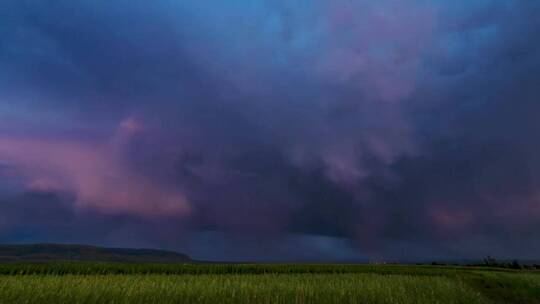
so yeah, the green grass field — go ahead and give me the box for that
[0,263,538,303]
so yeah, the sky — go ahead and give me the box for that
[0,0,539,262]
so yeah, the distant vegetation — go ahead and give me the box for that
[430,256,540,270]
[478,256,534,270]
[0,244,191,263]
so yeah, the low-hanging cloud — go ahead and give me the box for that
[0,118,190,218]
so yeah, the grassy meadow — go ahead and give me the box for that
[0,263,538,303]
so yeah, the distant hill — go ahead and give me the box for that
[0,244,192,263]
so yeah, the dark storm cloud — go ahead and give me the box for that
[1,0,540,260]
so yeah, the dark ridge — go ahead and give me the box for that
[0,244,192,263]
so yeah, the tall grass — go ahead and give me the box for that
[0,274,488,304]
[0,264,538,303]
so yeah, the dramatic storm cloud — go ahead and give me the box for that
[1,0,539,261]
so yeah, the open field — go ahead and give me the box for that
[0,263,538,304]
